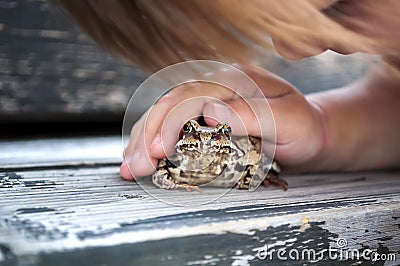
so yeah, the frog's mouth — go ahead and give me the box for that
[176,140,231,154]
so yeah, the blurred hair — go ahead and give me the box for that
[54,0,397,73]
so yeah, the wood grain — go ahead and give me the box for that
[0,159,398,264]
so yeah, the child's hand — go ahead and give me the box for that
[120,65,327,180]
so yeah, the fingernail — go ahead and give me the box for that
[120,160,135,180]
[212,102,231,122]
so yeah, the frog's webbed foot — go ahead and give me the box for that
[152,169,202,192]
[263,171,288,191]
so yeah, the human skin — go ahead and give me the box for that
[120,0,400,180]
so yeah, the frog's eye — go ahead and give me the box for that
[182,122,193,133]
[221,125,232,135]
[216,122,231,135]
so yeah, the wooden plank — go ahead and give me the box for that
[0,136,122,168]
[0,164,399,264]
[0,0,145,122]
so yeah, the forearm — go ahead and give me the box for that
[306,64,400,171]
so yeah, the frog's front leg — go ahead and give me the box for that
[262,171,288,191]
[152,161,202,192]
[247,157,288,191]
[233,158,267,190]
[262,161,288,191]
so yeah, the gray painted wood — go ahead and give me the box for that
[0,159,399,265]
[0,0,145,122]
[0,136,122,168]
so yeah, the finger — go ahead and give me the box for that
[147,88,204,158]
[123,111,147,158]
[203,95,314,162]
[203,97,275,141]
[123,82,231,179]
[126,130,159,178]
[120,160,134,180]
[145,82,234,158]
[126,87,192,174]
[120,112,147,180]
[122,118,159,179]
[233,64,297,98]
[124,81,239,179]
[234,64,318,143]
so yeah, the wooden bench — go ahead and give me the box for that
[0,136,398,265]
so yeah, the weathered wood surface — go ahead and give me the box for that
[0,136,121,168]
[0,138,399,265]
[0,0,144,122]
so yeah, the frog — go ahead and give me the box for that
[152,120,288,192]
